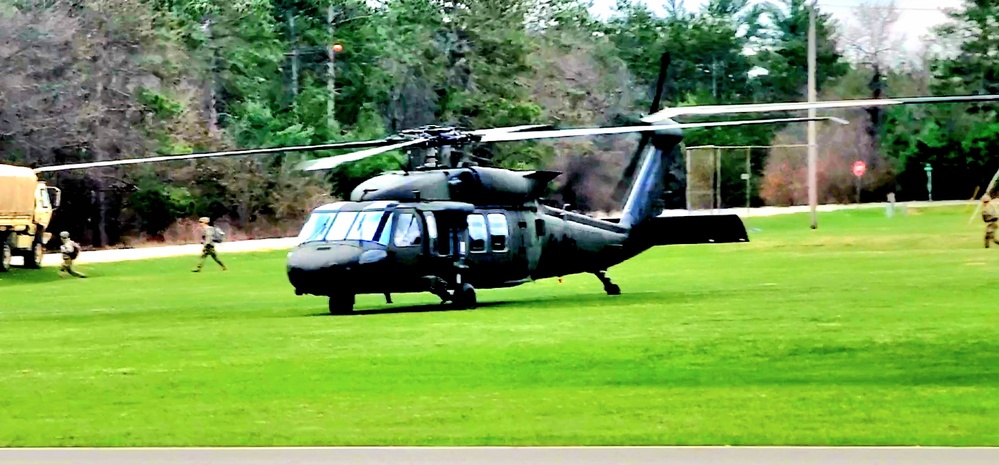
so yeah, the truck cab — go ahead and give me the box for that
[1,164,61,272]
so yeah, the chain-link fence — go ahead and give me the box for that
[684,144,810,212]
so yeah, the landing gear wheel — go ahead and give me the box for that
[328,293,355,315]
[452,283,477,309]
[0,234,12,273]
[24,237,44,269]
[605,284,621,296]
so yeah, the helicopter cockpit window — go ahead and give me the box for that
[467,214,487,253]
[325,211,358,241]
[487,213,509,252]
[393,212,423,247]
[344,211,387,241]
[298,212,336,244]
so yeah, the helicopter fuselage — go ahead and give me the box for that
[286,200,632,297]
[285,198,748,314]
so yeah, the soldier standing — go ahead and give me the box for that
[192,217,227,272]
[58,231,86,278]
[982,195,999,248]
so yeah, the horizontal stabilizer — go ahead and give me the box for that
[522,170,561,183]
[609,215,750,246]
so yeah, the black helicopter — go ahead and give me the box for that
[32,53,999,314]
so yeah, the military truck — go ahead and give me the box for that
[0,164,61,272]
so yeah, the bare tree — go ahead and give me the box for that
[762,106,895,206]
[837,0,907,191]
[839,0,906,70]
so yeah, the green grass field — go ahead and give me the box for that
[2,206,999,446]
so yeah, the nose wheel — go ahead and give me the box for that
[328,293,355,315]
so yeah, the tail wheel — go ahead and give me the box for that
[0,234,12,273]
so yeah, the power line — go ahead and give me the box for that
[818,2,958,12]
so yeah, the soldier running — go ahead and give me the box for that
[982,194,999,248]
[192,217,227,272]
[58,231,86,278]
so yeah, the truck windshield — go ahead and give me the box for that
[297,210,391,245]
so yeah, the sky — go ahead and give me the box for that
[587,0,965,55]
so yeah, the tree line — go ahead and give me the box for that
[1,0,996,247]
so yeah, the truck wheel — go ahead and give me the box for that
[24,237,44,269]
[0,234,11,273]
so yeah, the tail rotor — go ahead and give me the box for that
[616,51,672,197]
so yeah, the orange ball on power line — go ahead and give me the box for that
[332,44,343,53]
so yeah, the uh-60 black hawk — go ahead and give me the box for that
[30,53,999,314]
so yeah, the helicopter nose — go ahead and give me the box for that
[286,244,388,295]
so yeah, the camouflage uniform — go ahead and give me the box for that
[58,231,86,278]
[983,195,999,248]
[192,217,227,272]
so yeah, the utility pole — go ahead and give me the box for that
[289,11,299,97]
[712,59,718,99]
[807,1,818,229]
[203,16,218,133]
[327,3,337,133]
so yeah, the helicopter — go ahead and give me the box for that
[27,52,999,314]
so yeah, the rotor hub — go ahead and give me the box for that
[390,125,481,149]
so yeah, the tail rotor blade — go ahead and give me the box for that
[620,50,671,194]
[297,138,428,171]
[649,51,671,114]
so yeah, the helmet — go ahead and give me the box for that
[199,217,210,224]
[59,231,70,239]
[984,194,992,203]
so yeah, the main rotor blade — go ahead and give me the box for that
[642,94,999,123]
[32,139,393,173]
[297,138,428,171]
[479,117,849,143]
[469,124,554,135]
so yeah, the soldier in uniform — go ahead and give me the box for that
[983,194,999,248]
[58,231,86,278]
[192,217,227,272]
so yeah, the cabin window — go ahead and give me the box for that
[535,218,545,237]
[325,211,358,241]
[487,213,509,252]
[467,214,487,252]
[424,212,451,256]
[344,211,386,241]
[297,212,336,244]
[393,212,423,247]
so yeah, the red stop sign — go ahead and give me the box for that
[852,160,866,177]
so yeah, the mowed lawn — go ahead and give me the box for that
[2,206,999,446]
